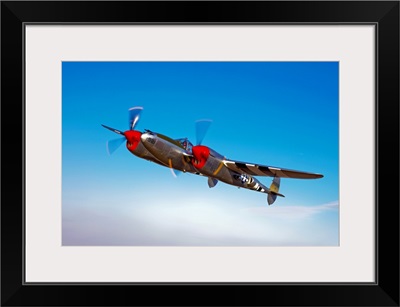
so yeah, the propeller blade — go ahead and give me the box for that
[195,119,212,145]
[129,106,143,130]
[101,124,125,136]
[106,137,126,155]
[169,168,182,178]
[167,158,182,178]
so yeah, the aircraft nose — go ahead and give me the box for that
[124,130,142,151]
[125,130,141,144]
[191,145,210,169]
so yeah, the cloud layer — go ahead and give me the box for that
[63,199,339,246]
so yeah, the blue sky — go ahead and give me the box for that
[62,62,339,246]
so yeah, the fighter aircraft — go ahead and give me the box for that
[103,107,323,205]
[140,120,323,205]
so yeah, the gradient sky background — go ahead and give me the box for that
[62,62,339,246]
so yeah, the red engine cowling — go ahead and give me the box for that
[124,130,142,151]
[191,145,210,169]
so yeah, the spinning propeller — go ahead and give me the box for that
[195,119,212,146]
[101,107,143,155]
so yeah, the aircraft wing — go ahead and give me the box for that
[223,159,323,179]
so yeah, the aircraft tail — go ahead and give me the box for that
[267,177,284,205]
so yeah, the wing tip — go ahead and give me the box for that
[295,173,324,179]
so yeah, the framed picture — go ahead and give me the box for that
[2,1,399,306]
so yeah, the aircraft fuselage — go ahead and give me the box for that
[141,131,199,174]
[192,146,270,193]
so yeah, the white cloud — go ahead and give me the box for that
[245,201,339,220]
[63,198,339,246]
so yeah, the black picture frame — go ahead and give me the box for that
[1,1,399,306]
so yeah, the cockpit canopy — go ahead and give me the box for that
[176,138,193,152]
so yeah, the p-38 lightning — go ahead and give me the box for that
[102,107,323,205]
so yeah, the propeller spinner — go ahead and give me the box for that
[191,119,212,169]
[192,145,210,169]
[101,106,143,155]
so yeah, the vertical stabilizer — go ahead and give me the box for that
[267,177,282,205]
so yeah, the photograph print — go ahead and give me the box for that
[62,61,339,246]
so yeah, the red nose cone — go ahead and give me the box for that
[192,145,210,169]
[124,130,142,151]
